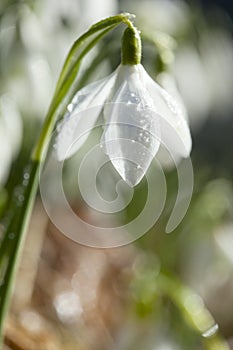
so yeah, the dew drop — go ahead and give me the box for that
[23,165,32,179]
[23,173,30,180]
[23,179,29,186]
[16,192,25,207]
[67,103,74,112]
[18,194,24,202]
[125,91,140,104]
[131,94,140,104]
[73,94,86,105]
[8,232,15,240]
[14,186,22,196]
[202,324,219,338]
[127,13,136,20]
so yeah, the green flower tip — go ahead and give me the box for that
[121,26,142,65]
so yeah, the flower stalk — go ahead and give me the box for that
[0,13,135,347]
[157,273,230,350]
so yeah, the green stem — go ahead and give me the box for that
[55,13,134,95]
[58,41,114,124]
[0,13,135,347]
[32,13,135,162]
[0,161,39,346]
[158,273,230,350]
[32,25,116,162]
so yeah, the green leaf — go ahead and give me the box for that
[0,13,135,346]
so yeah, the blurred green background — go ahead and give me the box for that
[0,0,233,349]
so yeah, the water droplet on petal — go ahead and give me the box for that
[123,91,141,105]
[72,93,86,105]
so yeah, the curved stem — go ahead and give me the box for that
[32,13,135,162]
[0,13,135,347]
[32,25,117,162]
[158,273,230,350]
[55,13,134,94]
[0,161,39,346]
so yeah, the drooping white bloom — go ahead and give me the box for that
[55,64,191,186]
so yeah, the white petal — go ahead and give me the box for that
[141,65,192,159]
[156,72,188,121]
[55,70,117,161]
[101,65,160,187]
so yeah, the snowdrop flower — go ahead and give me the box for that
[56,26,191,187]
